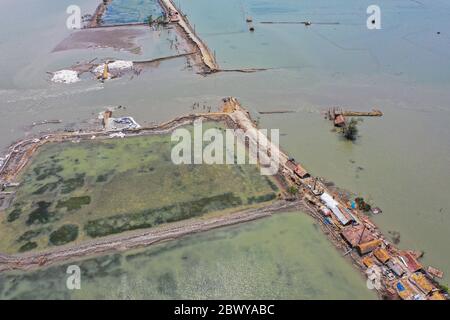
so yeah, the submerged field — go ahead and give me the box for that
[102,0,163,25]
[0,123,279,253]
[0,212,376,299]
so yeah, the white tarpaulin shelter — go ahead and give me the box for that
[320,192,354,225]
[320,192,339,209]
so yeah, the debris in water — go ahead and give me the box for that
[51,70,80,84]
[31,120,62,127]
[371,207,382,215]
[388,230,401,244]
[427,266,444,279]
[93,60,134,77]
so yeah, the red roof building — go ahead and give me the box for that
[402,252,423,273]
[334,115,346,127]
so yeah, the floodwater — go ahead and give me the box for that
[0,212,376,299]
[1,129,278,253]
[0,0,449,297]
[102,0,163,25]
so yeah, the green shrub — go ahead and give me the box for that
[19,241,38,252]
[49,224,79,246]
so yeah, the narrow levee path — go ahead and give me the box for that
[158,0,219,72]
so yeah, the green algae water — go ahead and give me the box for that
[0,212,376,299]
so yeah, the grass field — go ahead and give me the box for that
[0,123,279,253]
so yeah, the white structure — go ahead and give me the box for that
[320,192,354,225]
[320,192,339,209]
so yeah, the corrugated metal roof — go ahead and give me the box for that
[357,239,382,255]
[403,252,423,273]
[341,206,359,223]
[294,165,309,178]
[396,280,414,300]
[320,192,339,209]
[374,248,391,263]
[341,225,375,247]
[285,160,296,171]
[331,206,351,225]
[430,292,446,300]
[386,261,404,277]
[410,273,433,294]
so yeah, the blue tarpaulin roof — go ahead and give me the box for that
[396,282,405,292]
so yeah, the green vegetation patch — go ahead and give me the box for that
[49,224,79,246]
[17,229,44,243]
[33,181,59,195]
[56,196,91,211]
[61,174,85,194]
[26,201,57,226]
[0,123,279,253]
[247,193,277,204]
[18,241,38,253]
[85,192,243,238]
[34,163,63,181]
[7,208,22,222]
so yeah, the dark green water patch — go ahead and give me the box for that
[49,224,79,246]
[33,163,63,179]
[157,272,178,297]
[61,174,85,194]
[18,241,38,253]
[265,177,279,192]
[56,196,91,211]
[26,201,56,225]
[80,254,123,279]
[17,229,44,243]
[32,181,59,195]
[96,170,114,183]
[7,208,22,222]
[84,192,243,238]
[247,193,276,205]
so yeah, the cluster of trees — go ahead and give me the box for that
[355,197,371,212]
[146,14,166,27]
[342,118,361,141]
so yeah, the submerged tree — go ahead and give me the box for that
[146,15,153,26]
[342,118,360,141]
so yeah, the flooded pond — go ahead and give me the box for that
[102,0,164,26]
[0,212,376,299]
[0,123,279,253]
